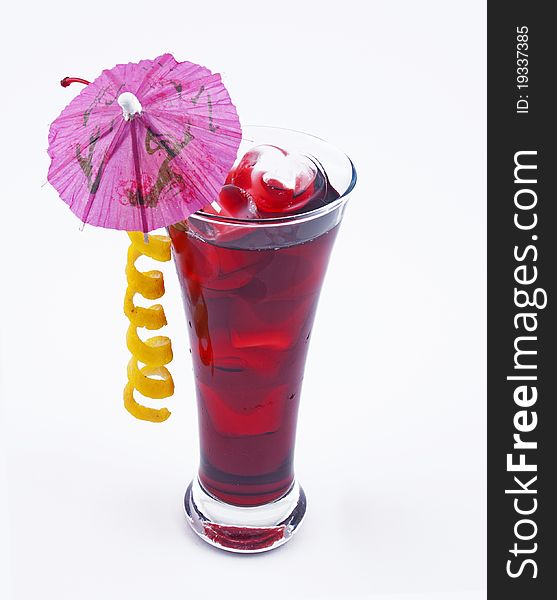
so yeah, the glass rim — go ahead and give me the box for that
[189,125,357,227]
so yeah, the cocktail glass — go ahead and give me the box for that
[169,126,356,553]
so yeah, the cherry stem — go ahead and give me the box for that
[60,77,90,88]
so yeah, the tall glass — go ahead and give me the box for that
[169,127,356,553]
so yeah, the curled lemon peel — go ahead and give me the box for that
[124,231,174,423]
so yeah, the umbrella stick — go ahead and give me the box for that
[130,118,148,236]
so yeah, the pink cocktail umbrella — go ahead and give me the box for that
[48,53,241,232]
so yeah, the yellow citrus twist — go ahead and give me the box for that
[123,231,174,422]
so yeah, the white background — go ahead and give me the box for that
[0,1,486,598]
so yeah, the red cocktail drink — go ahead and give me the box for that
[174,127,356,552]
[170,219,340,506]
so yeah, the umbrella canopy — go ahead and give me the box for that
[47,53,241,232]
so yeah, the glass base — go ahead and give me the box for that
[184,478,307,553]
